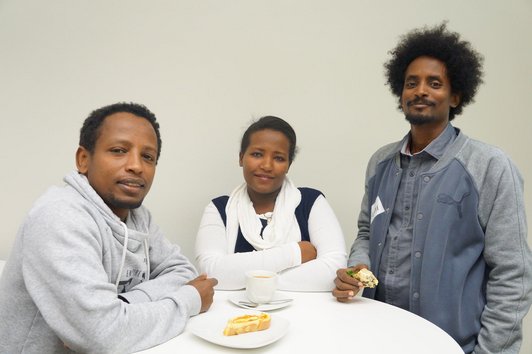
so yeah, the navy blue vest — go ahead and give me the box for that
[212,187,323,253]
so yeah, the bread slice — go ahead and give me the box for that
[223,312,271,336]
[347,268,378,288]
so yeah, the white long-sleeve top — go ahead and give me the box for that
[195,194,347,291]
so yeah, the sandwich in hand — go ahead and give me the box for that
[346,268,378,288]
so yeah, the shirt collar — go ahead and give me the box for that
[400,123,457,159]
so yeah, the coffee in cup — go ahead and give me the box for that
[245,270,278,304]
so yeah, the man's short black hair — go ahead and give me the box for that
[79,102,162,161]
[384,23,484,120]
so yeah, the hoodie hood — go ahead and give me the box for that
[64,170,152,289]
[64,171,148,251]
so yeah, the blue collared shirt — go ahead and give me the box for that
[375,123,457,310]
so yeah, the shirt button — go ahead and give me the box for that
[415,251,422,258]
[405,206,410,211]
[409,171,415,177]
[413,292,420,299]
[378,242,382,247]
[417,213,423,220]
[423,176,431,182]
[389,270,394,274]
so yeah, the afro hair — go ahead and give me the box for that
[384,23,484,120]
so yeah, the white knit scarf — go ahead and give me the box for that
[225,177,302,251]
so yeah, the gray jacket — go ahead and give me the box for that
[0,171,201,353]
[349,129,532,354]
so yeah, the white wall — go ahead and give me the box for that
[1,0,531,352]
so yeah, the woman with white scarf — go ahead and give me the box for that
[195,116,347,291]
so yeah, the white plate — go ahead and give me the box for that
[188,310,290,349]
[229,292,293,311]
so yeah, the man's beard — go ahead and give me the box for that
[405,114,438,126]
[107,195,144,211]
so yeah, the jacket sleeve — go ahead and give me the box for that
[195,202,301,290]
[277,195,347,291]
[473,155,532,354]
[120,210,199,304]
[347,154,376,268]
[21,204,201,354]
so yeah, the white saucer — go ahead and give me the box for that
[229,292,293,311]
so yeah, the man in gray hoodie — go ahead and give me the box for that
[0,102,218,353]
[332,24,532,354]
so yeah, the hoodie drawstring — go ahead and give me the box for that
[115,222,129,290]
[115,222,151,290]
[143,238,150,281]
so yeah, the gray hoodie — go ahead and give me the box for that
[0,171,201,353]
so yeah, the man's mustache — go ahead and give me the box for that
[407,98,435,106]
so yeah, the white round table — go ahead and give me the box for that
[137,290,463,354]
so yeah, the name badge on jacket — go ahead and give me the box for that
[371,196,385,224]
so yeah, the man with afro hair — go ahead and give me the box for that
[333,23,532,354]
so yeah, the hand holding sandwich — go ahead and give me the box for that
[332,264,369,302]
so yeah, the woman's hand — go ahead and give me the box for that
[298,241,317,263]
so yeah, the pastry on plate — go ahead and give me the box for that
[223,312,271,336]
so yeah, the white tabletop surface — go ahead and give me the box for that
[137,290,463,354]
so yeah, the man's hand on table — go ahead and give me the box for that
[188,273,218,313]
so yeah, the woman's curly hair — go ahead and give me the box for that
[384,23,484,120]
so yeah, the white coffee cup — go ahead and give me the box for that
[245,270,278,304]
